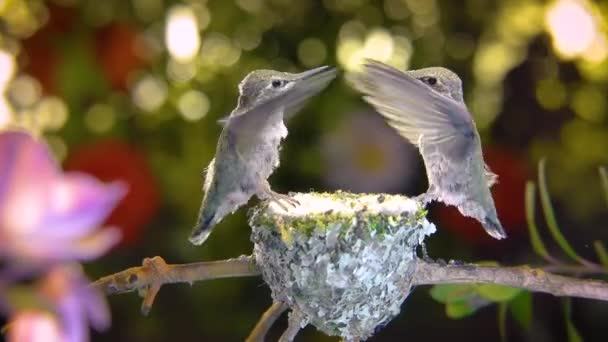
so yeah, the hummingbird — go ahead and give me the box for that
[350,60,506,240]
[189,66,337,245]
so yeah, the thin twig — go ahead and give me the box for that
[246,301,288,342]
[278,310,305,342]
[414,260,608,301]
[92,255,260,315]
[541,264,608,276]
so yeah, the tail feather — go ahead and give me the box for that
[189,212,216,246]
[482,215,507,240]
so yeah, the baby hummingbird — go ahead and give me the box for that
[190,66,337,245]
[351,60,506,240]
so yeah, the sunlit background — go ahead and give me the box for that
[1,0,608,341]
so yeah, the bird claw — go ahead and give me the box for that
[139,256,171,316]
[414,193,433,205]
[266,192,299,211]
[419,242,433,263]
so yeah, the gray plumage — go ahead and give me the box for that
[190,66,337,245]
[351,60,506,240]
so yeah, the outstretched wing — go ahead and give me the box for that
[225,66,337,153]
[352,60,477,160]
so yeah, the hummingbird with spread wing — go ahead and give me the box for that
[351,60,506,240]
[190,66,337,246]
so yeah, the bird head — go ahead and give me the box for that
[405,67,464,103]
[235,66,335,112]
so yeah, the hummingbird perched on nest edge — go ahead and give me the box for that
[190,66,337,246]
[351,60,506,240]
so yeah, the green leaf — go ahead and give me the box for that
[600,167,608,208]
[430,284,477,304]
[431,284,492,319]
[566,318,583,342]
[446,300,478,319]
[509,291,533,330]
[498,303,508,342]
[593,240,608,267]
[476,284,522,302]
[563,299,583,342]
[538,159,583,263]
[525,181,553,261]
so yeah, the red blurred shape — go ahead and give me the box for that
[434,147,530,246]
[65,140,160,247]
[21,4,76,94]
[94,23,146,90]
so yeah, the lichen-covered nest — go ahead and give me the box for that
[249,191,435,341]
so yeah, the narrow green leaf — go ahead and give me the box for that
[509,291,533,331]
[563,299,583,342]
[476,284,522,302]
[593,241,608,267]
[599,167,608,208]
[538,159,583,263]
[567,320,584,342]
[498,303,508,342]
[525,182,553,261]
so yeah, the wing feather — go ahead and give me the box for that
[352,60,477,159]
[225,67,336,153]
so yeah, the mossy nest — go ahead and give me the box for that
[249,191,436,341]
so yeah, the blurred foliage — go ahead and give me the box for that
[1,0,608,341]
[431,162,608,340]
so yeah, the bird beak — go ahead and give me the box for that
[294,65,337,82]
[290,66,337,96]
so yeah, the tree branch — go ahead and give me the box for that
[91,255,260,315]
[278,310,305,342]
[541,264,608,276]
[91,254,608,325]
[246,301,288,342]
[414,260,608,301]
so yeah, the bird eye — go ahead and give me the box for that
[422,77,437,86]
[271,80,283,88]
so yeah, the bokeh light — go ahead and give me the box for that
[131,74,168,112]
[177,90,210,122]
[85,103,116,134]
[199,32,241,67]
[536,79,567,111]
[571,85,606,123]
[8,74,42,109]
[545,0,607,62]
[165,5,200,62]
[2,0,608,340]
[35,96,68,131]
[0,50,16,87]
[167,58,197,84]
[337,23,411,71]
[0,50,16,128]
[298,38,328,67]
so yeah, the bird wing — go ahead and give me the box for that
[224,67,336,154]
[353,60,478,161]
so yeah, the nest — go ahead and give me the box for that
[249,191,435,341]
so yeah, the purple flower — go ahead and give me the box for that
[0,130,126,266]
[7,265,111,342]
[321,111,421,193]
[7,311,62,342]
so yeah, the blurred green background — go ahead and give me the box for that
[1,0,608,341]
